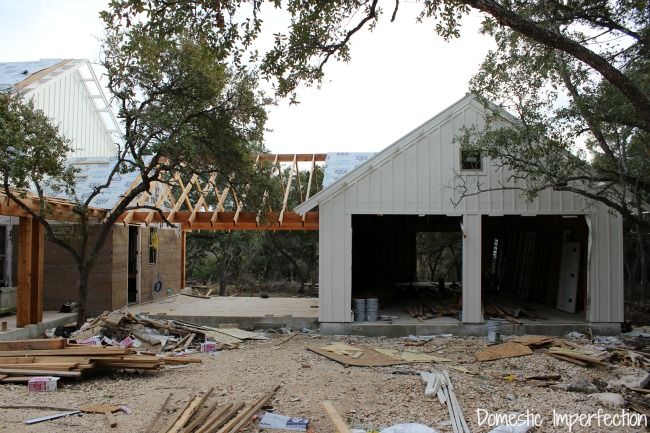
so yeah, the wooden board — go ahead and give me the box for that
[475,343,533,362]
[510,336,554,347]
[308,345,408,367]
[0,338,66,351]
[322,401,351,433]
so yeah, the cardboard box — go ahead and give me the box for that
[200,342,218,353]
[28,376,60,391]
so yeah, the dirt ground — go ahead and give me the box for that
[1,333,649,433]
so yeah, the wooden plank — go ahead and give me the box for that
[546,352,588,367]
[0,357,36,364]
[216,386,280,433]
[0,368,81,377]
[180,400,221,433]
[0,347,131,357]
[322,401,351,433]
[158,394,199,433]
[194,402,241,433]
[0,338,66,351]
[167,387,213,433]
[17,217,33,328]
[475,343,533,362]
[0,363,78,370]
[166,395,203,433]
[144,392,173,433]
[30,217,44,324]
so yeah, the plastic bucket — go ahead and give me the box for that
[487,319,503,343]
[366,298,379,322]
[353,299,366,322]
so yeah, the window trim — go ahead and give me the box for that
[459,149,486,174]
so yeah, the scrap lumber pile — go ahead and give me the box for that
[482,295,544,323]
[68,308,265,355]
[475,336,609,367]
[545,339,607,367]
[146,386,280,433]
[402,285,462,321]
[400,287,544,323]
[0,338,164,383]
[420,370,470,433]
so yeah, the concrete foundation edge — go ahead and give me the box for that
[0,314,77,341]
[319,322,621,337]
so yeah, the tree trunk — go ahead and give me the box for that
[76,267,90,328]
[219,231,234,296]
[636,223,648,301]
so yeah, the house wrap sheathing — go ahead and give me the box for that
[295,94,623,326]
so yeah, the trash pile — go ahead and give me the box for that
[62,307,267,356]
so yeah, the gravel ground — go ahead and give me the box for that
[0,333,648,433]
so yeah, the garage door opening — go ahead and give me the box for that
[351,214,463,321]
[482,215,588,322]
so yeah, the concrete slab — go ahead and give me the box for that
[127,295,320,330]
[0,311,77,341]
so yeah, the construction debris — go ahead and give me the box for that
[420,370,470,433]
[61,308,270,355]
[0,337,166,383]
[475,343,533,362]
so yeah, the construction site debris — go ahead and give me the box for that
[322,401,352,433]
[309,344,405,367]
[420,370,469,433]
[475,343,533,362]
[379,423,436,433]
[259,412,310,431]
[0,338,166,383]
[63,308,247,354]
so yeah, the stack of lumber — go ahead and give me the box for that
[146,386,280,433]
[420,370,470,433]
[482,295,544,323]
[399,289,543,323]
[0,338,165,383]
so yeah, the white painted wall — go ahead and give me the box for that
[22,60,119,158]
[307,95,624,324]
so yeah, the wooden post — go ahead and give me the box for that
[180,230,186,290]
[17,217,44,327]
[31,218,44,324]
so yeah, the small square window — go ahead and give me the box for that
[461,150,482,171]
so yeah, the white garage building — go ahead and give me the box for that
[295,94,623,334]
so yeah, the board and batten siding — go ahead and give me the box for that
[314,95,623,324]
[24,61,118,158]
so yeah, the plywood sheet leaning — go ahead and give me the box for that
[475,343,533,362]
[308,344,407,367]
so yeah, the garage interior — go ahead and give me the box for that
[350,214,588,324]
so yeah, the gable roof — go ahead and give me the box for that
[294,93,502,214]
[0,58,67,91]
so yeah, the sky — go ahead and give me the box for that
[0,0,495,155]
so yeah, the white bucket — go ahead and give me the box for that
[487,319,503,343]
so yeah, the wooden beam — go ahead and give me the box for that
[257,154,326,163]
[17,217,41,327]
[29,218,43,324]
[180,231,186,292]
